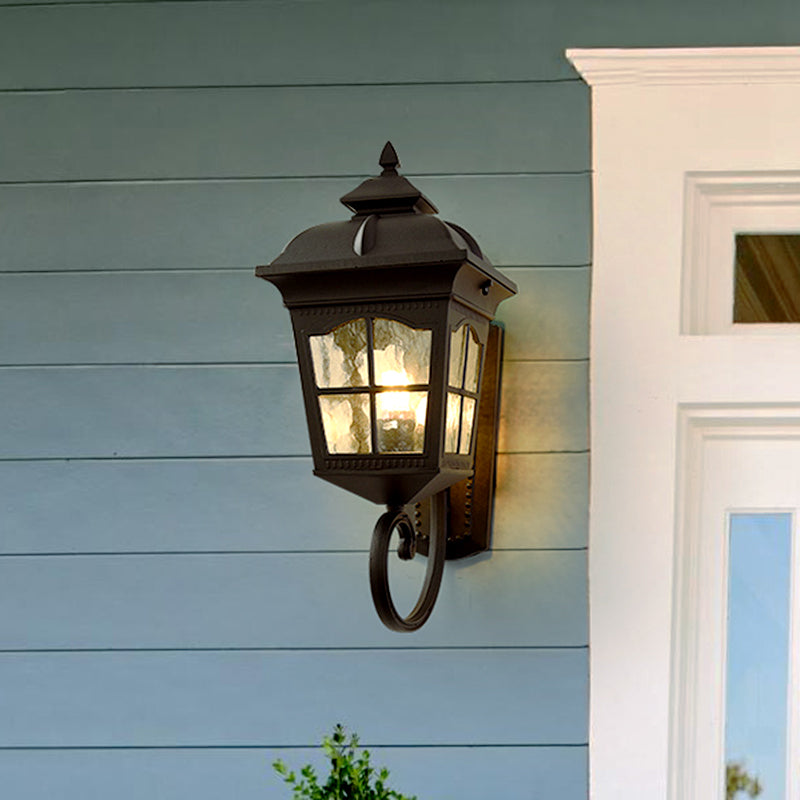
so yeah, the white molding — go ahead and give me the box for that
[672,406,800,800]
[578,45,800,800]
[682,172,800,334]
[567,46,800,86]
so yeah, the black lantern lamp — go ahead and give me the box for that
[256,143,516,631]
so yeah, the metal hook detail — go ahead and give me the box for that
[369,492,447,632]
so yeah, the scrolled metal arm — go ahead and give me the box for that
[369,492,447,632]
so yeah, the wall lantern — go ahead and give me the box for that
[256,143,517,631]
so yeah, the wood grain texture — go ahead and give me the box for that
[0,551,587,649]
[0,746,587,800]
[0,83,589,181]
[0,175,591,271]
[498,361,589,453]
[0,649,587,746]
[1,453,582,554]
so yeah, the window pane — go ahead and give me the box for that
[376,391,427,453]
[734,234,800,323]
[464,330,482,393]
[318,394,371,454]
[449,326,467,387]
[725,512,792,800]
[445,392,462,453]
[373,318,431,386]
[459,396,477,455]
[310,319,368,388]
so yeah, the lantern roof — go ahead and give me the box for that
[257,142,517,302]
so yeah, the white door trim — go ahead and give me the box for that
[566,47,800,800]
[673,405,800,800]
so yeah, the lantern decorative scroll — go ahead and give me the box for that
[256,143,517,631]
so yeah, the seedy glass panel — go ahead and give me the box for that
[373,319,431,386]
[449,326,467,387]
[734,234,800,322]
[445,392,462,453]
[724,512,792,800]
[376,390,427,453]
[459,396,477,455]
[463,329,482,393]
[310,319,368,388]
[318,393,371,454]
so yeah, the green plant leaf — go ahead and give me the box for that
[272,725,417,800]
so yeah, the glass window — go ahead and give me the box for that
[318,394,371,454]
[312,317,432,456]
[445,392,462,453]
[724,512,792,800]
[459,397,477,455]
[449,326,467,387]
[734,234,800,323]
[376,390,427,453]
[463,331,482,393]
[310,318,368,388]
[373,318,431,386]
[445,324,482,454]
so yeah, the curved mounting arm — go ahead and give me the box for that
[369,492,447,632]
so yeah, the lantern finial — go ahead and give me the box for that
[339,141,437,216]
[379,141,399,175]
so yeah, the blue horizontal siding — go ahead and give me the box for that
[495,453,589,548]
[0,746,588,800]
[498,268,590,361]
[0,649,588,746]
[0,551,587,649]
[499,361,589,453]
[0,267,585,366]
[1,452,587,553]
[3,0,800,86]
[0,0,595,792]
[0,365,307,458]
[0,361,585,458]
[0,83,589,181]
[0,175,591,271]
[0,270,295,365]
[0,1,580,86]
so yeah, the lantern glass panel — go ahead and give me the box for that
[373,318,431,386]
[318,394,371,453]
[449,326,467,387]
[459,396,477,455]
[445,392,462,453]
[464,332,482,393]
[376,390,427,453]
[310,319,368,388]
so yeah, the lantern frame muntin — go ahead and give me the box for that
[294,299,453,508]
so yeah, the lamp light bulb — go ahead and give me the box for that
[378,370,411,413]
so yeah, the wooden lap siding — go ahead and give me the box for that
[0,0,596,797]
